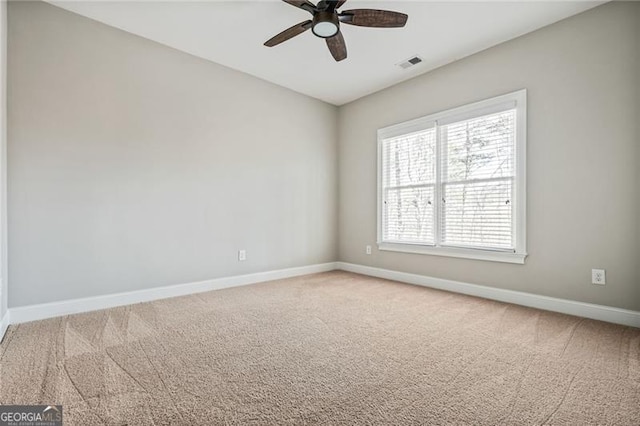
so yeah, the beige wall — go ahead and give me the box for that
[0,0,6,320]
[338,2,640,310]
[8,2,338,307]
[8,2,640,312]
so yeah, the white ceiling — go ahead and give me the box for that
[48,1,604,105]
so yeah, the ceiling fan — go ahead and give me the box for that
[264,0,408,62]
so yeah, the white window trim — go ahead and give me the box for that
[377,90,527,264]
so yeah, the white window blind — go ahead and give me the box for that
[440,109,515,250]
[382,128,436,245]
[378,90,527,264]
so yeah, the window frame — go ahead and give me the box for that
[377,90,527,264]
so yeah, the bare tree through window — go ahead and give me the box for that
[383,129,435,244]
[441,110,515,249]
[382,110,516,250]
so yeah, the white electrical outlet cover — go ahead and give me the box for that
[591,269,605,285]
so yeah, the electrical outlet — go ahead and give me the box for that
[238,250,246,262]
[366,245,372,255]
[591,269,605,285]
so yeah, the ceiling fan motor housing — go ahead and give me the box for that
[312,11,339,38]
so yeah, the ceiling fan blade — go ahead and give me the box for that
[339,9,408,28]
[326,31,347,62]
[282,0,317,14]
[264,20,313,47]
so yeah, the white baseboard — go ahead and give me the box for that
[6,261,639,329]
[336,262,640,328]
[8,262,337,325]
[0,311,9,343]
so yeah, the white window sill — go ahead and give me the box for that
[377,242,527,264]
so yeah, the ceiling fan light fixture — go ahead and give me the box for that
[312,11,339,38]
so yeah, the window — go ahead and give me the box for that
[377,90,527,264]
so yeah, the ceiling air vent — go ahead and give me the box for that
[397,56,423,70]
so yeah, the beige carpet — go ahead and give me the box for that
[0,271,638,425]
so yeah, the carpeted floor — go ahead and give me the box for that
[0,271,638,425]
